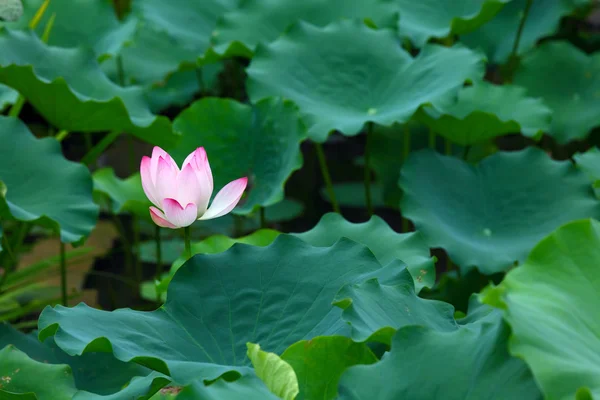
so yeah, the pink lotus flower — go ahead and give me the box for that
[140,146,247,229]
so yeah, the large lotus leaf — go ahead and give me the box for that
[333,271,457,345]
[177,374,279,400]
[293,213,435,292]
[393,0,510,46]
[0,116,98,244]
[0,344,169,400]
[514,41,600,144]
[111,0,237,84]
[173,97,305,214]
[0,83,17,111]
[462,0,588,64]
[0,324,153,396]
[211,0,397,58]
[416,81,551,145]
[247,343,299,400]
[399,148,600,274]
[38,235,402,384]
[483,219,600,399]
[247,20,485,142]
[18,0,137,58]
[0,30,178,147]
[145,63,223,113]
[0,345,77,399]
[93,168,151,221]
[74,372,170,400]
[280,336,377,400]
[574,148,600,190]
[337,302,541,399]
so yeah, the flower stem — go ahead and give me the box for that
[260,207,266,229]
[315,142,340,214]
[510,0,534,60]
[364,122,374,217]
[505,0,534,82]
[55,130,70,142]
[462,145,471,161]
[132,215,141,284]
[81,130,121,167]
[184,226,192,260]
[445,138,452,156]
[155,225,162,279]
[59,241,67,306]
[428,129,436,149]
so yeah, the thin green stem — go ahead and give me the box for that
[183,226,192,260]
[315,142,340,214]
[510,0,534,59]
[445,139,452,156]
[132,215,141,284]
[81,130,121,167]
[55,129,70,142]
[259,207,266,229]
[195,67,205,95]
[59,241,67,306]
[462,145,472,161]
[364,122,374,217]
[111,214,133,277]
[428,129,436,149]
[155,225,162,280]
[8,96,26,118]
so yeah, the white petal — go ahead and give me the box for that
[200,177,248,220]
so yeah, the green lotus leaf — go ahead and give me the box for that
[337,300,541,399]
[393,0,510,46]
[514,41,600,144]
[333,271,457,345]
[170,229,281,272]
[247,343,299,400]
[399,148,600,274]
[416,81,551,145]
[139,229,282,303]
[483,219,600,400]
[247,20,485,142]
[0,345,77,400]
[0,116,98,244]
[145,63,223,113]
[0,30,178,147]
[293,213,435,292]
[38,235,403,384]
[177,374,279,400]
[93,168,151,221]
[462,0,589,64]
[111,0,237,84]
[0,322,154,396]
[0,83,17,111]
[574,148,600,192]
[211,0,397,58]
[172,97,305,214]
[280,336,377,400]
[19,0,137,58]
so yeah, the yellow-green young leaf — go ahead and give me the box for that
[247,343,299,400]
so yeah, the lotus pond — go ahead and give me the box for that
[1,0,600,399]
